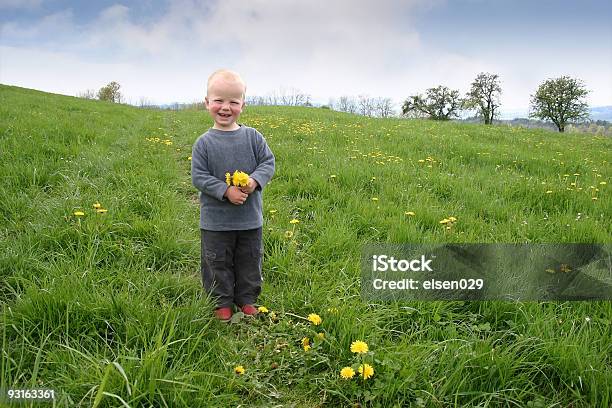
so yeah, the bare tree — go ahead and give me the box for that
[277,87,310,106]
[266,90,279,106]
[138,96,154,108]
[246,95,266,106]
[337,96,355,113]
[374,97,395,118]
[77,89,96,99]
[327,98,336,110]
[358,94,376,116]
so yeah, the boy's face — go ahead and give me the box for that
[205,78,245,130]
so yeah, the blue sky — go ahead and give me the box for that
[1,0,610,116]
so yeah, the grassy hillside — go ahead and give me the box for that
[1,84,610,407]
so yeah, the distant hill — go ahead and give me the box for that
[589,106,612,121]
[499,106,612,121]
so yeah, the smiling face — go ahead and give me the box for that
[205,76,246,131]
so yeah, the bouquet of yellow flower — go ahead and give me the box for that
[225,170,249,187]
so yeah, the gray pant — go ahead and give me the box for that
[200,228,263,308]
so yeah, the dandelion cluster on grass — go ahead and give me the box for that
[340,367,355,379]
[73,202,109,217]
[339,340,374,381]
[358,364,374,380]
[302,337,311,352]
[145,136,173,146]
[93,202,108,214]
[439,216,457,231]
[307,313,322,326]
[350,340,368,354]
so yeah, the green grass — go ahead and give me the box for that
[1,84,610,407]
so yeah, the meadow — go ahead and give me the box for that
[1,84,610,407]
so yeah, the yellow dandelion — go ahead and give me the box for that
[289,219,300,224]
[93,202,102,209]
[439,218,450,224]
[358,364,374,380]
[232,170,249,187]
[234,365,245,375]
[307,313,322,326]
[303,344,311,352]
[600,181,607,185]
[371,197,378,201]
[350,340,369,354]
[95,208,108,214]
[329,174,337,178]
[546,190,553,194]
[405,211,415,216]
[188,156,192,161]
[269,209,277,214]
[225,172,231,186]
[448,216,457,222]
[592,197,598,201]
[258,306,269,314]
[340,367,355,379]
[74,211,85,216]
[302,337,310,347]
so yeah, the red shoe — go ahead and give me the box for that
[241,304,258,316]
[214,307,233,321]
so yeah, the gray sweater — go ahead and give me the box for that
[191,125,275,231]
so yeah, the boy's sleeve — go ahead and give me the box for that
[191,138,228,201]
[250,131,275,191]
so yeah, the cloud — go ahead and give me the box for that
[0,0,42,10]
[1,0,609,109]
[1,9,75,44]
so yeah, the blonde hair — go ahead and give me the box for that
[206,69,247,98]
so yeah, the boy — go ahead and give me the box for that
[191,69,275,321]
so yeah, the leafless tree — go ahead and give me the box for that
[77,89,96,99]
[337,96,357,114]
[374,97,395,118]
[358,94,376,117]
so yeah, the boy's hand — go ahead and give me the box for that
[224,186,248,205]
[239,177,259,194]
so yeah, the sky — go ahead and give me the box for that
[1,0,611,117]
